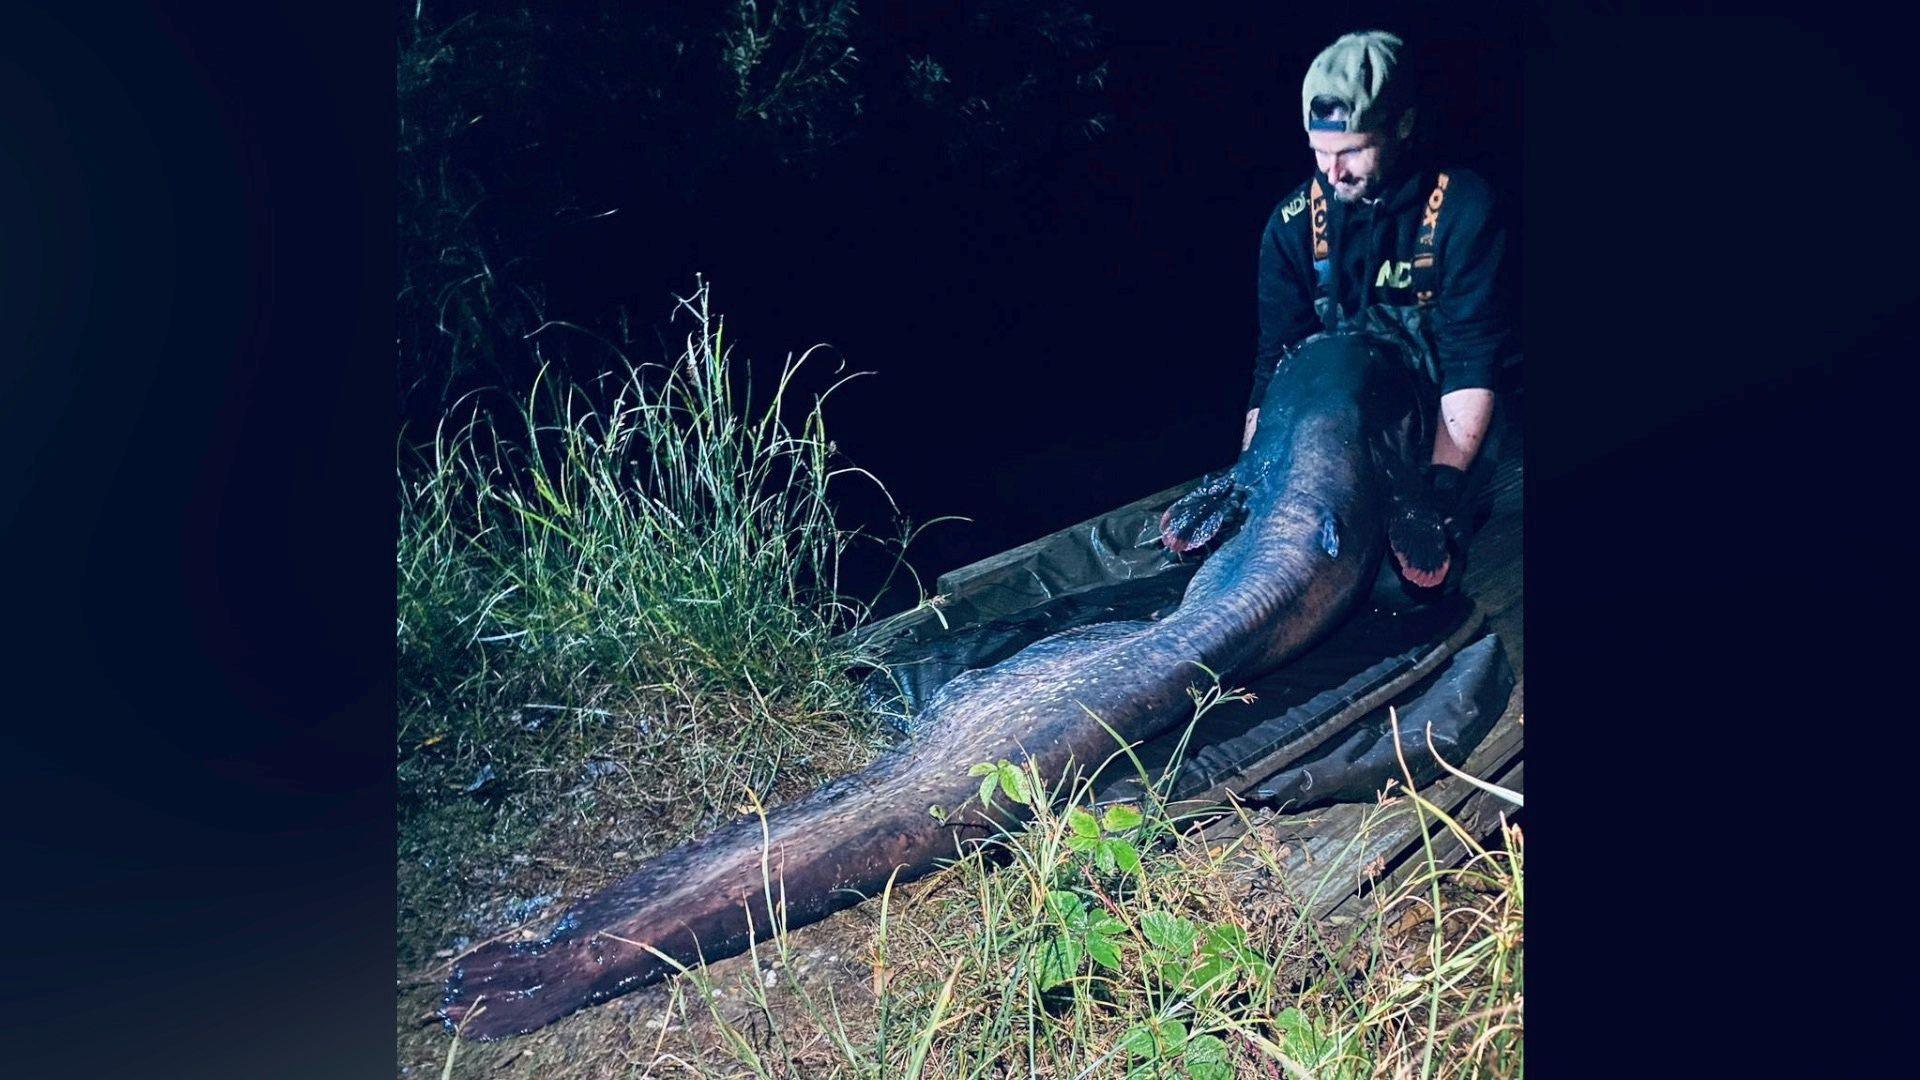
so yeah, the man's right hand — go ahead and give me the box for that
[1242,409,1259,451]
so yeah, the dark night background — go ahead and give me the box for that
[3,2,1914,1077]
[393,1,1529,614]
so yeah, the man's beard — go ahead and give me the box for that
[1329,175,1375,203]
[1327,149,1396,203]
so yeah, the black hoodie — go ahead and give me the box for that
[1247,161,1515,413]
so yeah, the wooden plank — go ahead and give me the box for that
[836,596,945,652]
[1325,759,1523,925]
[1243,717,1522,921]
[1284,697,1522,902]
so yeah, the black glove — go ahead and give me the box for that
[1427,463,1468,518]
[1388,464,1470,587]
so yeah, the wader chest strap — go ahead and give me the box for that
[1413,171,1450,307]
[1310,179,1331,293]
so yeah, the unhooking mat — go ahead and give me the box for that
[844,491,1513,814]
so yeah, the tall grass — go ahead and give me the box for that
[397,280,901,967]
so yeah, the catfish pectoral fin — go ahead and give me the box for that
[1159,473,1248,554]
[1385,498,1449,576]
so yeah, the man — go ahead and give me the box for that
[1242,30,1514,590]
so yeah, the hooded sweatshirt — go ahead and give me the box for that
[1247,161,1515,413]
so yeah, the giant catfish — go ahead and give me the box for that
[441,331,1452,1038]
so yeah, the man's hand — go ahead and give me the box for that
[1242,408,1259,451]
[1389,464,1468,589]
[1395,388,1493,589]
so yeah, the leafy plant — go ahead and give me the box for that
[967,758,1033,811]
[1120,1017,1232,1080]
[1134,909,1272,1010]
[1273,1006,1366,1079]
[1065,801,1144,876]
[1033,889,1125,991]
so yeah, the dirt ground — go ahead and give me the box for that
[400,848,959,1079]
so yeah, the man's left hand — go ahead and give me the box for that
[1389,465,1468,589]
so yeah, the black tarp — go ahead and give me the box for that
[1234,634,1512,811]
[843,478,1513,809]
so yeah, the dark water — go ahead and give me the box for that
[405,3,1528,618]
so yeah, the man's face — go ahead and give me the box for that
[1309,129,1396,203]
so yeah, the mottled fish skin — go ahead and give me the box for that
[441,333,1432,1039]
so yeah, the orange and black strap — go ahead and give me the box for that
[1412,171,1449,307]
[1308,178,1331,308]
[1309,178,1329,263]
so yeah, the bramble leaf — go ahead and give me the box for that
[1185,1033,1231,1080]
[1067,806,1101,839]
[1274,1007,1349,1071]
[997,761,1031,805]
[1203,923,1246,952]
[1086,932,1121,971]
[1189,953,1233,995]
[1045,889,1086,925]
[1121,1024,1157,1056]
[1141,911,1197,955]
[1034,934,1081,991]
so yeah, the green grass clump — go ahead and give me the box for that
[396,280,901,968]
